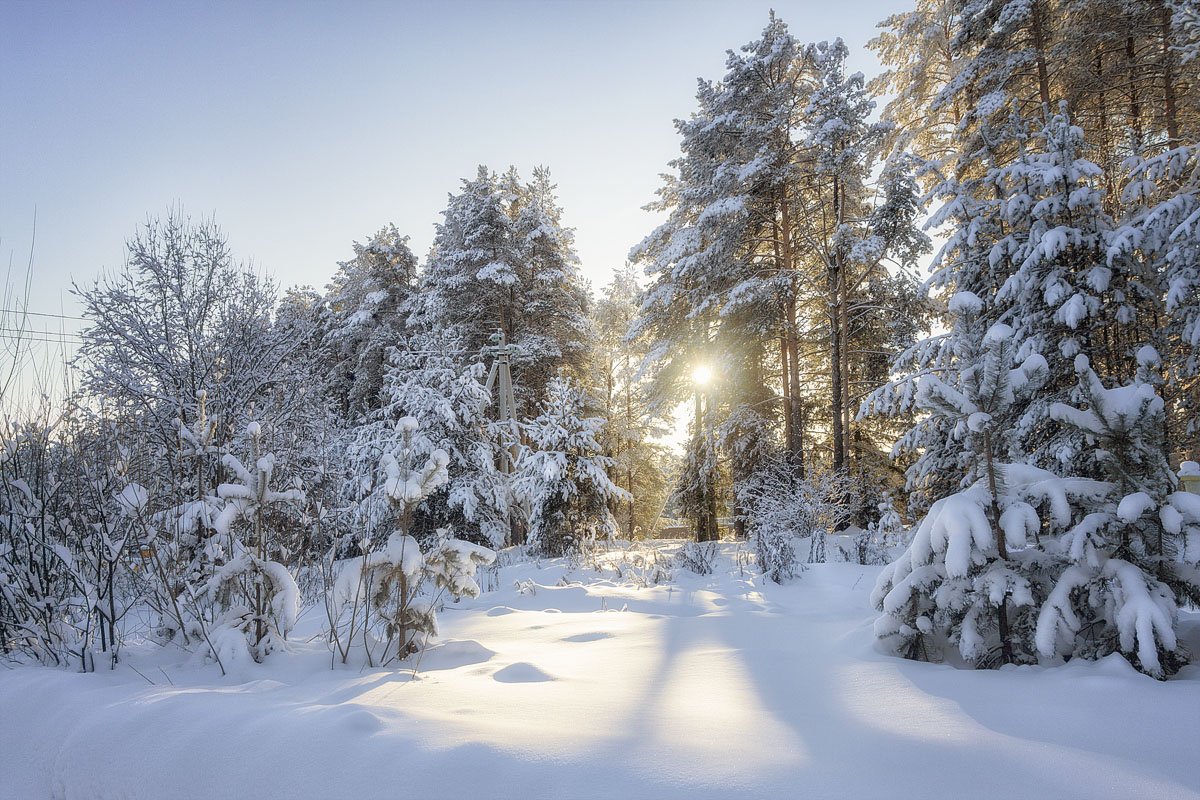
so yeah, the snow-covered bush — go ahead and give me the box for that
[674,540,719,575]
[0,417,86,666]
[851,496,907,566]
[2,414,148,670]
[737,459,854,582]
[326,418,494,667]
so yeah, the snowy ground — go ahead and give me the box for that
[3,541,1200,800]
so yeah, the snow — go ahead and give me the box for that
[5,542,1196,799]
[982,322,1013,344]
[948,290,983,315]
[1118,492,1157,523]
[114,483,148,516]
[905,489,994,578]
[1056,292,1088,329]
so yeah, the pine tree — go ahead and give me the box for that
[510,167,594,402]
[321,225,418,422]
[360,332,510,548]
[633,15,926,538]
[415,166,592,414]
[326,416,495,667]
[994,106,1143,473]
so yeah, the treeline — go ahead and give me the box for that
[631,1,1200,677]
[4,0,1200,678]
[0,168,666,668]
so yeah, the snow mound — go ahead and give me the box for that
[421,639,497,671]
[492,662,556,683]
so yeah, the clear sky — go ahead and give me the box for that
[1,0,907,346]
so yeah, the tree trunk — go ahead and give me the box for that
[838,269,852,475]
[786,294,805,474]
[983,429,1013,665]
[1030,0,1053,111]
[1160,2,1179,145]
[780,327,793,454]
[1127,27,1144,150]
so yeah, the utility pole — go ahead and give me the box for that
[485,330,522,545]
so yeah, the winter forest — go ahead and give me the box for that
[4,2,1200,798]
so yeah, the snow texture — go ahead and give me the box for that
[2,544,1198,800]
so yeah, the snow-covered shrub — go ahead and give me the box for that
[850,497,907,566]
[515,377,627,557]
[1,414,146,670]
[737,459,854,582]
[326,418,494,667]
[194,424,306,666]
[1035,356,1200,677]
[674,540,719,575]
[0,418,87,666]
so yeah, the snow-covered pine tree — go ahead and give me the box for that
[631,11,803,484]
[357,331,510,548]
[509,166,593,402]
[413,166,521,357]
[1120,135,1200,460]
[414,166,592,415]
[863,109,1031,514]
[514,376,626,556]
[996,105,1146,475]
[200,422,306,665]
[1037,353,1200,677]
[592,264,670,538]
[321,225,417,422]
[634,15,925,539]
[869,0,961,182]
[1172,0,1200,64]
[799,36,893,477]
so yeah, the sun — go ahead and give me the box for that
[692,364,713,386]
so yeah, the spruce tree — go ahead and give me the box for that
[514,376,626,556]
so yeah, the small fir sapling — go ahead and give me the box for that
[200,422,306,665]
[326,417,494,667]
[873,318,1061,666]
[856,495,906,565]
[373,336,511,548]
[1037,354,1200,677]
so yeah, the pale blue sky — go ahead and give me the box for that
[1,0,907,341]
